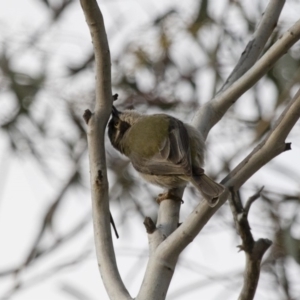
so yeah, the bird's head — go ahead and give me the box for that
[108,106,142,152]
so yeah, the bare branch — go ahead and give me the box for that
[80,0,130,299]
[80,0,111,112]
[157,195,182,238]
[193,19,300,139]
[159,88,300,260]
[244,186,264,216]
[229,188,271,300]
[137,189,183,300]
[136,253,178,300]
[220,0,285,92]
[223,89,300,189]
[239,239,272,300]
[81,2,300,300]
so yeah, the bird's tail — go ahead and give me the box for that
[191,174,225,207]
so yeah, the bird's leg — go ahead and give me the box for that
[156,188,184,204]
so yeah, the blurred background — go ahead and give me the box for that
[1,0,300,299]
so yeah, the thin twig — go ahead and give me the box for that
[244,186,264,216]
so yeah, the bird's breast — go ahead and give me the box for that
[124,115,169,158]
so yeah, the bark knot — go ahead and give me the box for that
[83,109,92,124]
[96,170,103,186]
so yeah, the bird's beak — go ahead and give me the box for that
[111,106,120,118]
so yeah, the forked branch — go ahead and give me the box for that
[194,17,300,139]
[229,188,272,300]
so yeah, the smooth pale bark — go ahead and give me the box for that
[219,0,286,92]
[80,0,131,299]
[194,18,300,139]
[80,0,300,299]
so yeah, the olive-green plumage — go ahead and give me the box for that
[123,115,169,158]
[108,107,224,207]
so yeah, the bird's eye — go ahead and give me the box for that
[114,120,120,128]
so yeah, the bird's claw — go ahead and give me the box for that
[156,191,184,204]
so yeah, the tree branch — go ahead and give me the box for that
[157,87,300,266]
[239,239,272,300]
[193,18,300,139]
[80,0,130,299]
[229,189,272,300]
[137,190,183,299]
[219,0,285,92]
[139,8,300,297]
[244,186,264,216]
[222,88,300,189]
[81,1,300,299]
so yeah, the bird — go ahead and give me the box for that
[108,106,224,207]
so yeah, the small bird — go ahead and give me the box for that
[108,106,224,207]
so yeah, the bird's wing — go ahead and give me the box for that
[130,117,193,176]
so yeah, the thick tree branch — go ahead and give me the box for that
[80,0,130,299]
[194,18,300,139]
[136,252,178,300]
[156,190,183,239]
[138,190,183,299]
